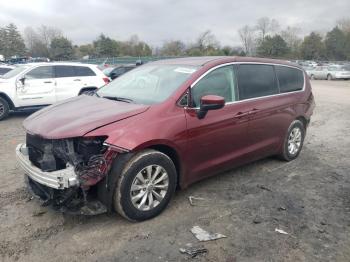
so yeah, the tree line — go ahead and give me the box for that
[0,18,350,61]
[239,17,350,61]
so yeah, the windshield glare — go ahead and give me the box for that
[97,64,198,105]
[1,65,29,79]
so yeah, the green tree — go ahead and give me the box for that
[324,27,347,60]
[50,37,74,60]
[300,32,326,60]
[78,44,96,57]
[0,23,26,58]
[257,35,290,58]
[93,34,119,57]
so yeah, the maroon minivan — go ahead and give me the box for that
[16,56,315,221]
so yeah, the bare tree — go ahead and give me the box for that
[256,17,270,40]
[281,26,302,54]
[238,25,256,55]
[160,40,186,56]
[38,25,62,51]
[256,17,280,41]
[196,30,219,51]
[24,27,40,53]
[336,18,350,33]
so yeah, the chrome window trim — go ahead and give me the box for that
[188,62,306,109]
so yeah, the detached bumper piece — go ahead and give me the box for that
[16,144,107,215]
[16,144,78,189]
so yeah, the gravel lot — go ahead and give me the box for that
[0,80,350,262]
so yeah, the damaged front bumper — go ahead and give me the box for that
[16,144,79,189]
[16,142,117,215]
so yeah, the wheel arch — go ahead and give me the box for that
[147,144,182,188]
[0,92,15,110]
[296,116,308,129]
[78,86,98,95]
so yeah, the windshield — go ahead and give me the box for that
[97,64,198,105]
[1,65,29,79]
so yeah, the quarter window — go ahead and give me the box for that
[25,66,54,79]
[0,68,12,75]
[75,66,96,76]
[237,64,278,100]
[275,66,304,93]
[192,66,236,107]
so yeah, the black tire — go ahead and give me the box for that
[113,149,177,221]
[327,74,333,81]
[279,120,306,161]
[0,97,10,121]
[310,74,315,80]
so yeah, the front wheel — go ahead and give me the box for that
[113,150,177,221]
[327,74,333,81]
[0,97,10,121]
[279,120,305,161]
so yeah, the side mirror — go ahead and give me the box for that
[110,72,117,80]
[16,77,25,88]
[197,95,225,119]
[19,77,25,85]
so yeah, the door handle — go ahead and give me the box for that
[43,81,52,84]
[233,111,250,119]
[249,108,259,115]
[73,79,81,81]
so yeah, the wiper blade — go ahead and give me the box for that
[102,96,134,103]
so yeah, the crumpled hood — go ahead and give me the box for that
[23,95,149,139]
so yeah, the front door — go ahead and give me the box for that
[184,65,250,184]
[16,66,56,106]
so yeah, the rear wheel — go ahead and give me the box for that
[279,120,305,161]
[113,149,177,221]
[0,97,10,121]
[327,74,333,81]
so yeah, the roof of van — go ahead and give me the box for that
[150,56,301,68]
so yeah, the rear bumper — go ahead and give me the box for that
[16,144,79,189]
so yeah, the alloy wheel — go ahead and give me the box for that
[0,102,4,117]
[288,127,302,155]
[130,165,169,211]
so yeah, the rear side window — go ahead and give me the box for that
[74,66,96,76]
[237,64,278,100]
[26,66,54,79]
[276,66,304,93]
[55,66,75,78]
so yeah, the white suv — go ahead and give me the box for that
[0,62,109,120]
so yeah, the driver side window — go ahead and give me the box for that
[191,66,236,107]
[25,66,54,79]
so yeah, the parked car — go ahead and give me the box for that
[6,56,29,64]
[103,64,136,80]
[0,65,14,76]
[327,65,350,80]
[0,62,109,120]
[16,57,315,221]
[302,66,315,78]
[308,66,330,80]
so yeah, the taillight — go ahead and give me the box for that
[103,77,110,84]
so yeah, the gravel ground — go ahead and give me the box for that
[0,80,350,262]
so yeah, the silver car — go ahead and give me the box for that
[309,66,329,80]
[327,65,350,80]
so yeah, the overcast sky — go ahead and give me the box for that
[0,0,349,47]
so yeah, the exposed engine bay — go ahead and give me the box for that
[25,133,118,215]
